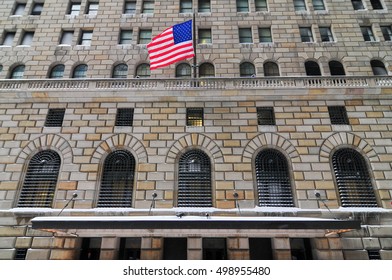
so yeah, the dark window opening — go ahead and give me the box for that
[115,108,134,126]
[186,108,204,126]
[203,238,227,260]
[329,61,345,76]
[367,250,381,260]
[290,238,313,260]
[45,108,65,127]
[305,61,322,76]
[370,0,383,9]
[80,238,101,260]
[119,238,141,260]
[371,60,388,76]
[257,107,275,125]
[163,238,188,260]
[328,106,349,125]
[249,238,273,260]
[14,249,28,260]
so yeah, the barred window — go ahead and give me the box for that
[332,148,377,207]
[115,108,134,126]
[328,106,349,125]
[178,149,212,207]
[257,107,275,125]
[45,108,66,127]
[255,149,294,207]
[97,150,135,207]
[17,150,61,207]
[14,248,28,260]
[186,107,203,126]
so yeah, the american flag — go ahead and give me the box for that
[147,20,195,70]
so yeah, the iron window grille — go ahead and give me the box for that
[178,150,212,207]
[97,150,135,207]
[14,249,28,260]
[257,107,275,125]
[17,150,61,207]
[332,148,378,207]
[115,108,134,126]
[367,250,381,260]
[328,106,349,125]
[186,108,204,126]
[255,149,294,207]
[45,108,66,127]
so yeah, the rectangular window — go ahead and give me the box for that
[187,108,204,126]
[119,238,141,260]
[300,27,314,42]
[361,26,376,41]
[236,0,249,12]
[86,1,99,14]
[20,31,34,45]
[198,0,211,12]
[142,0,154,14]
[257,107,275,125]
[249,238,273,260]
[198,29,212,44]
[290,238,313,260]
[68,2,81,15]
[60,30,74,45]
[239,28,253,43]
[138,29,152,44]
[255,0,268,11]
[328,106,349,125]
[80,238,101,260]
[119,30,133,44]
[115,108,134,126]
[294,0,307,11]
[203,238,227,260]
[31,2,43,15]
[14,248,28,260]
[381,26,392,41]
[124,1,136,14]
[79,30,93,46]
[163,238,187,260]
[319,27,334,42]
[2,32,16,46]
[367,250,381,260]
[259,27,272,43]
[312,0,325,10]
[370,0,383,9]
[351,0,365,10]
[180,0,193,13]
[13,3,26,15]
[45,108,66,127]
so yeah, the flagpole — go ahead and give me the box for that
[192,10,197,79]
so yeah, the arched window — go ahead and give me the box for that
[49,64,65,78]
[370,60,388,76]
[329,60,345,76]
[17,150,61,207]
[240,62,256,77]
[135,63,150,78]
[178,149,212,207]
[305,61,321,76]
[97,150,135,207]
[176,63,191,78]
[10,65,25,79]
[255,149,294,207]
[263,62,280,76]
[112,63,128,78]
[72,64,88,78]
[199,63,215,77]
[332,148,377,207]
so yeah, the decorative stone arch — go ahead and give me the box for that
[319,132,379,162]
[91,134,147,164]
[17,134,73,164]
[166,133,224,164]
[242,133,300,163]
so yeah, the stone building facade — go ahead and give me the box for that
[0,0,391,260]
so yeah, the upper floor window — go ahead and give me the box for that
[263,62,279,76]
[176,63,192,78]
[17,150,61,207]
[319,26,334,42]
[380,25,392,41]
[115,108,134,126]
[142,0,154,14]
[259,27,272,43]
[240,62,256,77]
[328,106,349,125]
[370,60,388,75]
[60,30,74,45]
[198,0,211,12]
[178,149,212,207]
[361,26,376,41]
[199,62,215,77]
[351,0,365,10]
[86,1,99,15]
[97,150,135,207]
[12,3,26,15]
[257,107,275,125]
[72,64,88,78]
[124,0,136,14]
[68,2,81,15]
[236,0,249,12]
[49,64,65,78]
[79,30,93,46]
[199,28,212,44]
[294,0,307,11]
[31,2,43,15]
[239,28,253,43]
[255,149,294,207]
[135,63,150,78]
[138,29,152,44]
[329,60,345,75]
[312,0,325,10]
[370,0,383,9]
[20,31,34,46]
[2,31,16,46]
[332,148,377,207]
[112,63,128,78]
[180,0,193,13]
[255,0,268,11]
[45,108,66,127]
[299,27,314,42]
[186,107,204,126]
[305,61,321,76]
[10,65,25,79]
[119,29,133,44]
